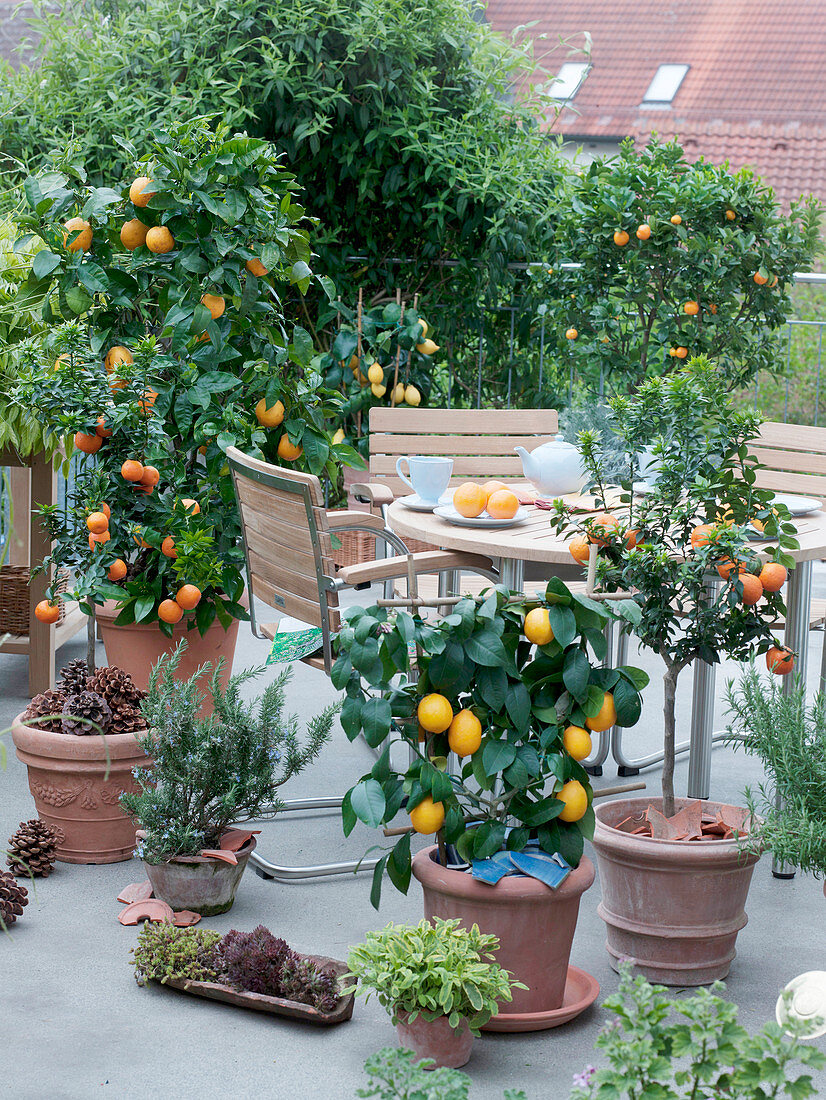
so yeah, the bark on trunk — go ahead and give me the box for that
[86,605,96,676]
[661,662,678,818]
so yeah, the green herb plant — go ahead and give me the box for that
[120,643,336,862]
[132,923,222,986]
[345,918,521,1034]
[356,1048,527,1100]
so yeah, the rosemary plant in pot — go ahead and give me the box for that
[333,583,646,1030]
[557,359,798,984]
[120,644,336,914]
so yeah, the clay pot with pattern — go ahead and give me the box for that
[11,714,151,864]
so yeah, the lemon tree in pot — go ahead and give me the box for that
[120,643,336,915]
[333,583,646,1031]
[558,359,799,985]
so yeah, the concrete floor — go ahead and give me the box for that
[2,582,826,1100]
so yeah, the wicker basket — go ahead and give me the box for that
[332,530,435,570]
[0,567,70,635]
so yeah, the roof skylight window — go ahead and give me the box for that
[549,62,590,102]
[642,64,689,104]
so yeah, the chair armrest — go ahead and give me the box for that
[350,481,394,509]
[326,510,387,532]
[338,550,498,588]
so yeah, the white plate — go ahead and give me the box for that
[633,481,655,497]
[399,492,454,512]
[770,493,822,516]
[433,504,529,529]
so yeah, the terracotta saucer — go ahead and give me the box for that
[482,966,599,1033]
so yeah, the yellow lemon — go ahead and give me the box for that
[415,339,439,356]
[404,384,421,406]
[447,709,482,757]
[417,319,429,339]
[371,383,387,398]
[524,607,554,646]
[562,725,592,761]
[367,362,384,385]
[585,692,616,733]
[255,398,285,428]
[409,796,446,834]
[392,383,406,404]
[556,780,588,822]
[417,693,454,734]
[332,428,345,445]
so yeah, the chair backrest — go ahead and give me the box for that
[367,407,560,497]
[751,421,826,504]
[226,447,340,651]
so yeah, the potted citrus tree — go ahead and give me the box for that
[557,358,798,984]
[12,119,354,685]
[333,583,646,1030]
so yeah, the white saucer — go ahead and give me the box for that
[399,492,454,512]
[433,504,529,529]
[771,492,821,516]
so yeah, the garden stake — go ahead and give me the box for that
[390,290,403,406]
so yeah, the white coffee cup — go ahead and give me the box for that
[396,455,453,505]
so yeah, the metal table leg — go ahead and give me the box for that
[499,557,525,592]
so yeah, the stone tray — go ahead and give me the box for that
[158,955,354,1026]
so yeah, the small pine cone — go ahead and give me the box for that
[6,819,65,877]
[61,691,112,736]
[58,658,91,696]
[87,666,145,711]
[108,703,149,736]
[21,690,67,732]
[0,869,28,925]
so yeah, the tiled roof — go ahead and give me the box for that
[485,0,826,206]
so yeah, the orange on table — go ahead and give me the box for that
[486,489,519,519]
[766,645,794,674]
[759,562,787,592]
[453,482,487,518]
[175,584,202,610]
[447,709,482,757]
[95,417,112,439]
[34,600,60,624]
[129,177,156,207]
[417,693,454,734]
[245,257,268,276]
[481,480,508,499]
[201,293,225,320]
[158,599,184,624]
[146,226,174,254]
[181,497,201,515]
[277,436,302,461]
[120,218,149,250]
[63,217,92,252]
[121,459,145,482]
[588,512,620,546]
[161,536,177,559]
[86,511,109,534]
[586,692,616,732]
[74,431,102,454]
[569,535,590,564]
[108,559,128,582]
[105,345,133,373]
[738,572,763,606]
[556,779,588,822]
[255,398,285,428]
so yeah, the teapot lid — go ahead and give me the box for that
[543,433,577,450]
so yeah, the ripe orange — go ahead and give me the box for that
[613,229,629,246]
[447,709,482,757]
[565,327,578,340]
[417,693,454,734]
[180,498,201,515]
[53,354,69,372]
[481,480,508,498]
[586,692,616,732]
[255,398,285,428]
[770,275,779,288]
[146,226,174,254]
[588,512,620,546]
[674,346,689,359]
[759,562,787,592]
[100,503,111,519]
[201,293,225,320]
[121,460,145,482]
[569,536,590,564]
[245,257,268,276]
[683,301,700,315]
[63,217,92,252]
[105,345,133,373]
[636,223,651,240]
[175,584,202,610]
[753,272,768,286]
[140,465,160,487]
[766,645,794,674]
[108,559,128,582]
[86,511,109,535]
[690,524,715,549]
[409,796,445,834]
[132,528,150,548]
[670,214,682,225]
[129,177,156,207]
[277,436,303,461]
[556,779,588,822]
[161,536,177,559]
[120,218,149,249]
[725,208,736,221]
[625,528,639,549]
[158,599,184,624]
[562,725,592,761]
[138,388,158,417]
[74,431,102,454]
[708,303,718,314]
[717,558,744,580]
[738,572,763,606]
[453,483,487,518]
[486,489,519,519]
[34,600,60,624]
[88,531,110,550]
[95,416,112,438]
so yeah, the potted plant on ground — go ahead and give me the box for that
[333,583,646,1030]
[557,358,799,984]
[726,664,826,882]
[345,917,521,1069]
[120,643,336,914]
[12,656,150,863]
[356,1048,527,1100]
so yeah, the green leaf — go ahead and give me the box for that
[613,676,642,727]
[464,629,507,667]
[361,697,392,747]
[350,779,386,828]
[475,665,508,709]
[340,695,362,741]
[474,820,507,858]
[548,604,576,648]
[482,739,517,774]
[31,250,61,279]
[370,855,388,910]
[505,681,531,732]
[133,594,155,623]
[341,789,357,836]
[563,648,591,703]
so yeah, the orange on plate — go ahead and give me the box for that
[453,483,487,518]
[486,489,519,520]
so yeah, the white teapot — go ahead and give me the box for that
[514,434,587,497]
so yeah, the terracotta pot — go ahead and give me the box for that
[395,1011,473,1069]
[412,846,595,1031]
[11,714,150,864]
[143,837,256,916]
[592,797,761,986]
[95,599,242,700]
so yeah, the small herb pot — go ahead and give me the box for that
[394,1011,473,1069]
[143,836,256,916]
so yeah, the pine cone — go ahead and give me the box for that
[87,666,145,711]
[6,819,65,877]
[61,691,112,736]
[58,658,91,696]
[21,689,67,732]
[108,703,148,736]
[0,869,28,925]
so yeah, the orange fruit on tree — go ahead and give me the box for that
[146,226,174,254]
[245,257,268,276]
[683,301,700,315]
[34,600,60,624]
[613,230,629,246]
[158,599,184,624]
[670,214,682,225]
[588,512,620,546]
[105,345,133,373]
[63,217,92,252]
[447,709,482,757]
[766,645,794,675]
[563,725,592,761]
[140,465,160,487]
[481,480,508,499]
[725,208,736,221]
[255,398,285,428]
[100,503,111,519]
[759,562,787,592]
[690,524,715,549]
[53,354,69,372]
[524,607,554,646]
[453,483,487,518]
[409,796,445,835]
[129,177,156,207]
[569,535,590,564]
[74,431,102,454]
[417,693,454,734]
[556,779,589,822]
[674,346,689,359]
[175,584,202,610]
[565,327,578,340]
[181,497,201,515]
[738,572,763,606]
[95,416,112,438]
[486,489,519,520]
[753,271,768,286]
[586,692,616,732]
[201,293,225,320]
[108,558,128,582]
[121,459,145,482]
[277,435,303,461]
[708,303,718,314]
[86,511,109,534]
[161,536,177,559]
[120,218,149,249]
[625,528,639,549]
[717,558,744,580]
[88,530,111,550]
[636,223,651,240]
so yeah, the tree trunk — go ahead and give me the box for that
[86,605,97,676]
[661,662,679,818]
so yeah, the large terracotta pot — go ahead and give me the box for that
[11,715,150,864]
[95,599,241,696]
[592,797,761,986]
[143,837,256,916]
[412,846,595,1032]
[395,1011,474,1070]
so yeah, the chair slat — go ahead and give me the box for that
[248,549,329,603]
[370,455,527,477]
[250,575,339,632]
[369,408,559,433]
[758,422,826,452]
[753,470,826,500]
[751,446,826,476]
[370,434,557,457]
